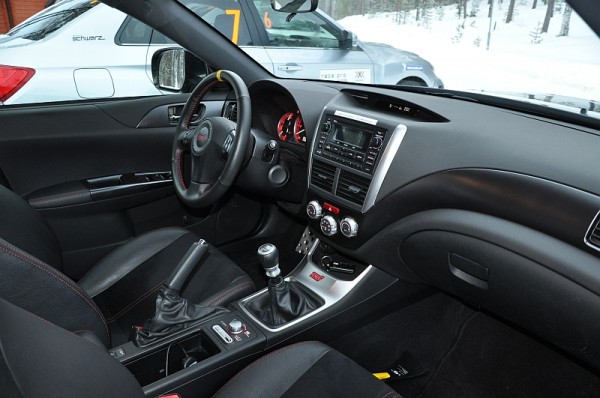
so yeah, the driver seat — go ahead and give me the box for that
[0,184,255,348]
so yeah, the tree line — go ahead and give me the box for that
[319,0,574,37]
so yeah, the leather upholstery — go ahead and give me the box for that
[0,183,255,348]
[87,230,255,346]
[78,227,190,298]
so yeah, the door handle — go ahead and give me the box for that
[278,64,304,72]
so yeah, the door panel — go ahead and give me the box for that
[0,94,265,280]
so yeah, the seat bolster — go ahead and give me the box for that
[0,238,110,347]
[0,298,144,398]
[213,341,331,398]
[214,341,402,398]
[79,227,191,298]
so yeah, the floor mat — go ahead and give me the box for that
[329,293,600,398]
[417,311,600,398]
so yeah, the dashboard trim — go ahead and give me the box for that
[363,123,407,212]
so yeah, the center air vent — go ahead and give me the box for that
[224,102,237,122]
[311,160,336,193]
[585,212,600,251]
[336,170,371,206]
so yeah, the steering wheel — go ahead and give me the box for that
[172,70,251,207]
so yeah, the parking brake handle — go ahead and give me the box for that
[135,239,228,347]
[166,239,209,292]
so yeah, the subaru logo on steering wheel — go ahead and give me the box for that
[192,120,212,154]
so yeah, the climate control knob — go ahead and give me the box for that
[320,215,338,236]
[306,200,323,220]
[340,217,359,238]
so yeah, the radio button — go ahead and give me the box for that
[325,144,332,150]
[323,121,332,132]
[331,146,340,153]
[355,154,364,162]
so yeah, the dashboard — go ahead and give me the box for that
[243,77,600,372]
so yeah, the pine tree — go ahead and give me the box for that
[530,21,544,43]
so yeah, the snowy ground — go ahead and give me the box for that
[338,0,600,105]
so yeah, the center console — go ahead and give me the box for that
[306,105,407,246]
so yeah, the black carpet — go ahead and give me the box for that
[329,293,600,398]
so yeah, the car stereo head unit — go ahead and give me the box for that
[314,114,386,175]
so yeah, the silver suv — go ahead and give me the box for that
[0,0,444,105]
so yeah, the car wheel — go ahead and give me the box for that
[398,77,428,87]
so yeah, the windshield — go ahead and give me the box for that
[7,0,98,41]
[180,0,600,117]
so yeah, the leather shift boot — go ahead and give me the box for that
[135,285,227,347]
[247,279,322,327]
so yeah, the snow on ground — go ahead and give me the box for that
[338,0,600,103]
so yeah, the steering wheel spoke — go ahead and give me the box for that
[172,70,251,207]
[178,129,195,147]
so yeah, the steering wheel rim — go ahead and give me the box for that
[172,70,251,207]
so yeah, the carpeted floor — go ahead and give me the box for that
[329,293,600,398]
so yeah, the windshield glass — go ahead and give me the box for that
[7,0,99,41]
[181,0,600,117]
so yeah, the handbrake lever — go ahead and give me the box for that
[166,239,209,292]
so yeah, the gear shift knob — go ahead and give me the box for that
[257,243,280,278]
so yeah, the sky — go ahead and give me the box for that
[338,0,600,106]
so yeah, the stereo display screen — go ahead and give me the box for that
[331,123,371,150]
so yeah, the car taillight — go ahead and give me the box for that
[0,65,36,103]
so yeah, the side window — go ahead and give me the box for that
[116,16,152,45]
[252,0,340,48]
[176,0,253,46]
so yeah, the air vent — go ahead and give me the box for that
[224,102,237,122]
[336,170,371,206]
[311,160,336,193]
[585,212,600,250]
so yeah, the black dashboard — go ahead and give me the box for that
[242,77,600,370]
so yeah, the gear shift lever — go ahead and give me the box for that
[247,243,321,326]
[258,243,282,281]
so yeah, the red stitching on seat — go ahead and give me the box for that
[0,240,110,344]
[106,280,165,323]
[205,281,255,306]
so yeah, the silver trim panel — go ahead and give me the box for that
[584,210,600,253]
[238,240,373,333]
[363,123,407,212]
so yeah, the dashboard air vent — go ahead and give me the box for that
[224,102,237,122]
[585,213,600,250]
[311,160,336,193]
[336,170,371,207]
